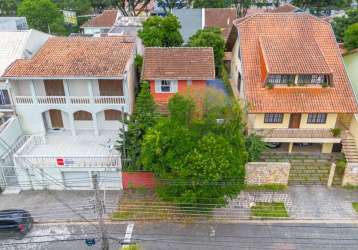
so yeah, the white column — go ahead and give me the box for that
[122,74,129,113]
[63,80,70,104]
[288,142,293,154]
[69,113,76,136]
[87,80,94,104]
[92,112,99,136]
[30,80,37,104]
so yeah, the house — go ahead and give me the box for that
[2,36,136,191]
[173,8,237,43]
[0,17,28,31]
[81,10,119,36]
[270,4,303,13]
[142,47,215,109]
[108,16,147,55]
[228,13,358,155]
[0,30,50,122]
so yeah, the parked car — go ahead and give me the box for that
[266,142,281,149]
[0,209,33,238]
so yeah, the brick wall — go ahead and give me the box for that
[122,172,156,189]
[245,162,291,185]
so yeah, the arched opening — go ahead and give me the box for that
[73,110,94,134]
[97,109,128,131]
[42,109,69,131]
[73,110,92,121]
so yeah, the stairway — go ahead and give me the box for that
[341,130,358,163]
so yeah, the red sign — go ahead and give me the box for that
[56,158,64,166]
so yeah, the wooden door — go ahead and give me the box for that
[98,80,123,96]
[49,110,63,128]
[289,114,301,129]
[44,80,65,96]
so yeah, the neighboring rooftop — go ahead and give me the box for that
[0,17,28,31]
[3,37,134,79]
[233,13,358,113]
[270,3,302,13]
[0,30,50,76]
[81,10,118,28]
[204,8,237,39]
[109,16,146,35]
[142,47,215,80]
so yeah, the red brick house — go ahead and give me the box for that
[142,47,215,108]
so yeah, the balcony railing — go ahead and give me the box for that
[14,96,126,105]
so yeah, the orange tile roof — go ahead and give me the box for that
[3,37,134,78]
[234,13,358,113]
[204,8,237,39]
[82,10,118,28]
[142,47,215,80]
[259,35,332,74]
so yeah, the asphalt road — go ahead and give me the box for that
[1,221,358,250]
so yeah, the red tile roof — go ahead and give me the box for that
[259,35,331,74]
[82,10,118,28]
[142,47,215,80]
[204,8,237,39]
[234,13,358,113]
[3,37,135,78]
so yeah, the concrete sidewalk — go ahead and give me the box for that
[0,190,122,222]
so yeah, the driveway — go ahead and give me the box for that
[0,190,122,222]
[288,186,358,219]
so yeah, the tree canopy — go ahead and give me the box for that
[332,8,358,42]
[112,0,152,16]
[140,91,264,206]
[193,0,233,8]
[116,81,157,171]
[344,23,358,51]
[138,14,183,47]
[291,0,352,15]
[57,0,92,15]
[188,28,226,76]
[0,0,17,16]
[157,0,187,14]
[17,0,67,35]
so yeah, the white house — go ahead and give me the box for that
[0,30,50,122]
[2,36,136,191]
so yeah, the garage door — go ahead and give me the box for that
[97,171,122,190]
[63,172,91,189]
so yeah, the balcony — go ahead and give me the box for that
[14,96,126,105]
[254,128,341,143]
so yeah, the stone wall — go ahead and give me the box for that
[342,163,358,186]
[245,162,291,185]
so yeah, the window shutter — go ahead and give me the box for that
[171,80,178,93]
[155,80,161,93]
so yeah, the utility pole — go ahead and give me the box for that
[92,173,109,250]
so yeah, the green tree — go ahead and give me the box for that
[332,8,358,42]
[17,0,67,35]
[116,81,157,171]
[138,14,183,47]
[193,0,233,8]
[112,0,152,16]
[57,0,92,15]
[91,0,112,13]
[0,0,17,16]
[188,27,225,76]
[344,23,358,51]
[291,0,352,15]
[245,134,266,162]
[141,94,251,206]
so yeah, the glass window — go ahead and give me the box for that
[160,80,171,93]
[267,75,295,85]
[298,75,328,85]
[267,75,282,84]
[297,75,312,84]
[0,90,10,105]
[307,113,327,124]
[264,113,284,123]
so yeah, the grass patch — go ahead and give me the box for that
[111,190,211,222]
[353,203,358,214]
[121,244,141,250]
[251,202,289,218]
[244,184,287,192]
[343,184,358,190]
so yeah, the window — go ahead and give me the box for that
[0,90,10,105]
[298,75,328,85]
[74,111,92,121]
[264,113,284,123]
[307,113,327,124]
[267,75,295,85]
[161,80,171,92]
[155,80,178,93]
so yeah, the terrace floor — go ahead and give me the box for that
[26,130,119,157]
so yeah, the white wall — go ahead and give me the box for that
[68,79,89,96]
[0,116,23,156]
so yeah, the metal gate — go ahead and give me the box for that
[0,166,19,189]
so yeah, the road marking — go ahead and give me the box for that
[123,223,134,245]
